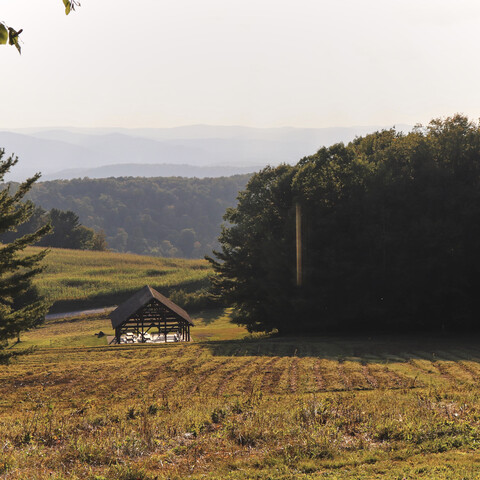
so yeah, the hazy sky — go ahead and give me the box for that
[1,0,480,129]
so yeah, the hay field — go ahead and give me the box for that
[2,314,480,479]
[27,247,212,312]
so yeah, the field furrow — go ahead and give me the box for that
[407,349,458,385]
[261,357,285,393]
[289,357,299,393]
[406,352,445,381]
[337,359,353,390]
[343,361,371,389]
[312,358,326,391]
[187,359,231,396]
[361,363,379,389]
[239,357,267,394]
[369,363,411,388]
[214,357,256,396]
[457,361,480,383]
[295,357,315,393]
[318,358,345,391]
[432,351,480,384]
[434,360,472,385]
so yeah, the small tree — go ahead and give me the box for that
[0,149,51,363]
[91,230,108,251]
[40,209,92,249]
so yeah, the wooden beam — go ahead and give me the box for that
[296,202,302,287]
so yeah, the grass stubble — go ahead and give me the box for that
[2,248,480,479]
[2,315,480,479]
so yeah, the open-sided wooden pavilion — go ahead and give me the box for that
[110,285,193,344]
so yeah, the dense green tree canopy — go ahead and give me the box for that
[16,175,250,258]
[0,150,51,362]
[209,115,480,334]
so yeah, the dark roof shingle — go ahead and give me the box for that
[110,285,194,329]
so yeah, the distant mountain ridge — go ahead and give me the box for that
[42,163,261,181]
[1,124,412,181]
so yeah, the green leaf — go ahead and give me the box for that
[8,27,21,54]
[62,0,80,15]
[0,23,8,45]
[63,0,72,15]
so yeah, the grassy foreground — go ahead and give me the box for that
[27,247,212,312]
[2,312,480,479]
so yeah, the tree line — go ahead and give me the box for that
[21,175,250,258]
[209,115,480,334]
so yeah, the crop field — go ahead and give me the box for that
[26,247,212,312]
[2,314,480,479]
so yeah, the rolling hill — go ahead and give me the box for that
[1,124,411,181]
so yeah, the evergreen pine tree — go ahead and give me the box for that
[0,149,51,363]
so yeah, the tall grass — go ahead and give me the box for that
[27,246,213,311]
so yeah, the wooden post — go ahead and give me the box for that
[296,202,302,287]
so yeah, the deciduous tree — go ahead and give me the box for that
[209,115,480,334]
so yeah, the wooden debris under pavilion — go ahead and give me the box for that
[109,285,193,344]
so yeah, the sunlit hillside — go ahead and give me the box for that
[27,246,212,312]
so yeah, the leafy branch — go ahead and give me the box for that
[0,0,80,54]
[0,24,23,53]
[63,0,81,15]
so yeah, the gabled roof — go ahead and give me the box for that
[110,285,194,329]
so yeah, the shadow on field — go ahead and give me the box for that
[203,334,480,363]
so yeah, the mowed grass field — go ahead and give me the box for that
[4,247,480,478]
[26,246,212,312]
[3,312,480,479]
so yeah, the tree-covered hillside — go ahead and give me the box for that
[22,175,250,258]
[209,115,480,333]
